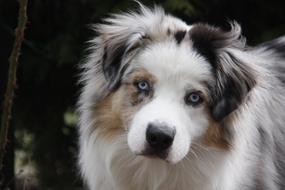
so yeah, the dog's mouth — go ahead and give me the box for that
[133,144,175,163]
[140,147,169,160]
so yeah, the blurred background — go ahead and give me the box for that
[0,0,284,189]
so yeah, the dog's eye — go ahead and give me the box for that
[185,91,203,106]
[136,80,150,91]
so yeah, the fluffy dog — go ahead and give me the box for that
[78,4,285,190]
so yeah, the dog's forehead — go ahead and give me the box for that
[135,40,213,86]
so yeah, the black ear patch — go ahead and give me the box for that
[102,46,125,83]
[190,23,256,121]
[174,30,186,44]
[102,44,126,90]
[189,23,235,68]
[210,67,254,121]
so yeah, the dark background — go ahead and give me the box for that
[0,0,284,189]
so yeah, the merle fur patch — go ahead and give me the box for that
[259,36,285,58]
[102,35,147,91]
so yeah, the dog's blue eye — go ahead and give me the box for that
[190,94,200,102]
[185,92,203,106]
[136,80,150,91]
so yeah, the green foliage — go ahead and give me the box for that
[164,0,195,16]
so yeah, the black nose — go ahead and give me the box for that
[146,123,176,152]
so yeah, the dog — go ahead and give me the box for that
[77,4,285,190]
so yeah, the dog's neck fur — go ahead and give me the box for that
[90,133,249,190]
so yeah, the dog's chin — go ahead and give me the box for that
[133,149,186,164]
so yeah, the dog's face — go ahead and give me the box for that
[126,41,213,163]
[86,7,256,164]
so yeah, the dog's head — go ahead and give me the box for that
[83,6,256,164]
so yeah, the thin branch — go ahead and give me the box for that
[0,0,29,169]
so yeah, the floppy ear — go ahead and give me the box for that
[96,27,147,90]
[210,53,256,121]
[87,5,165,92]
[90,9,152,90]
[190,22,256,121]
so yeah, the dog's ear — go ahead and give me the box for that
[92,15,149,90]
[210,53,256,121]
[190,22,256,121]
[91,7,154,90]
